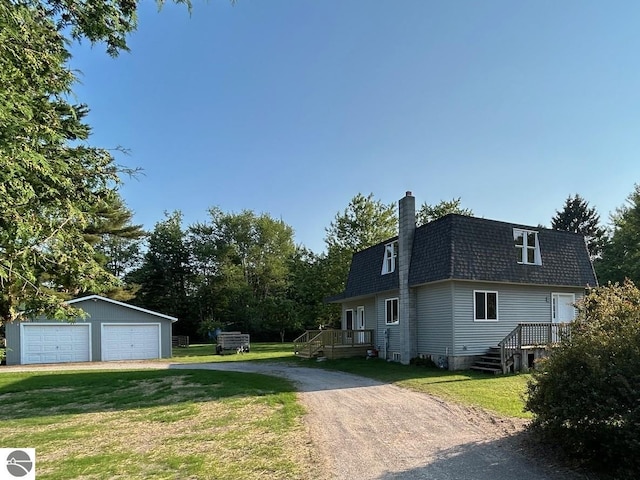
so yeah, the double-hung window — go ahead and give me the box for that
[381,241,398,274]
[385,298,399,325]
[474,291,498,321]
[514,228,542,265]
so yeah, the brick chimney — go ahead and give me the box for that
[398,191,416,364]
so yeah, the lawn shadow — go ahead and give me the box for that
[0,368,297,420]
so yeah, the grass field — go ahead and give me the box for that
[174,343,532,418]
[0,368,310,480]
[169,342,297,363]
[0,342,532,479]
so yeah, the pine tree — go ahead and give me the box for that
[551,194,607,259]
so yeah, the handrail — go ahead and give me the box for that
[294,331,324,358]
[498,325,521,374]
[293,329,375,358]
[498,322,571,373]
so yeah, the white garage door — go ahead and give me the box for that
[102,324,160,361]
[22,324,91,365]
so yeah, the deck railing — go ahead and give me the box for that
[293,329,374,358]
[498,322,571,374]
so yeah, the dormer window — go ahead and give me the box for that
[513,228,542,265]
[381,241,398,274]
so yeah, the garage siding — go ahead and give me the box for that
[4,296,175,365]
[77,300,173,360]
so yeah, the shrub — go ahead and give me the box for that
[525,280,640,477]
[410,356,438,368]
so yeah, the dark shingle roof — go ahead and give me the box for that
[336,214,597,301]
[337,238,399,300]
[409,215,597,287]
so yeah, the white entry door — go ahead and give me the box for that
[552,293,576,323]
[552,293,575,343]
[356,306,365,343]
[21,324,91,365]
[101,324,160,361]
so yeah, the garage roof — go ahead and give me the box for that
[68,295,179,322]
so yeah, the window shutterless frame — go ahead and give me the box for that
[513,228,542,265]
[385,297,399,325]
[381,241,398,274]
[474,290,498,321]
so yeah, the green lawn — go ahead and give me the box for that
[0,343,531,479]
[169,342,297,363]
[172,343,532,418]
[0,368,311,480]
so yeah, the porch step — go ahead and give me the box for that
[470,346,503,374]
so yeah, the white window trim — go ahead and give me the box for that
[473,290,499,322]
[381,241,398,275]
[513,228,542,265]
[385,297,399,325]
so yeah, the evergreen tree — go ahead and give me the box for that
[127,212,194,334]
[551,194,607,259]
[0,0,191,323]
[1,2,120,322]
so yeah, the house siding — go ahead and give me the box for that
[375,291,401,360]
[341,299,377,331]
[451,281,584,357]
[415,282,454,359]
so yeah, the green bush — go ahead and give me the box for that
[525,280,640,477]
[410,356,438,368]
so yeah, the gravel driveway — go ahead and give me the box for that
[3,360,585,480]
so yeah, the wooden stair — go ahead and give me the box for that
[469,346,504,374]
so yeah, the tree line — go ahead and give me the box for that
[98,195,471,340]
[100,186,640,341]
[2,0,640,342]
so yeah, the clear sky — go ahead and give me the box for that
[69,0,640,253]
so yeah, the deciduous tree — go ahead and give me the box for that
[596,185,640,285]
[416,197,473,226]
[324,193,397,296]
[525,280,640,476]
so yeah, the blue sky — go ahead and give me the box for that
[70,0,640,253]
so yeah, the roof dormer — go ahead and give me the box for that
[513,228,542,265]
[381,241,398,275]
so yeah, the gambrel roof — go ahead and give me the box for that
[334,214,597,302]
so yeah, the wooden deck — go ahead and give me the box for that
[294,329,375,360]
[497,322,571,373]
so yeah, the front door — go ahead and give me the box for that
[552,293,575,342]
[552,293,576,323]
[356,306,365,343]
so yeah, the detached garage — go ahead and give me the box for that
[5,295,178,365]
